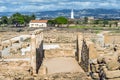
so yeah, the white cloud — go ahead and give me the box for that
[0,6,7,12]
[1,0,120,12]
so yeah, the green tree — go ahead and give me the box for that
[1,16,8,24]
[10,12,25,26]
[55,16,68,27]
[83,17,88,24]
[114,21,118,27]
[109,23,112,27]
[47,20,56,27]
[30,14,36,20]
[103,20,108,27]
[67,20,74,27]
[93,20,99,24]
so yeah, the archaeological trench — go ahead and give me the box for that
[0,29,120,80]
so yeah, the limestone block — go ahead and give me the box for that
[108,78,120,80]
[2,42,9,48]
[91,73,99,79]
[31,34,37,74]
[24,76,34,80]
[44,49,74,58]
[42,66,47,75]
[10,48,17,54]
[103,68,120,79]
[102,55,119,70]
[21,42,30,48]
[9,40,12,46]
[9,46,21,54]
[34,29,42,35]
[90,63,99,73]
[89,43,98,59]
[11,39,19,44]
[90,64,96,73]
[106,61,120,70]
[97,56,104,64]
[103,66,120,79]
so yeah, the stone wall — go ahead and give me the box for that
[80,40,89,72]
[77,35,98,72]
[104,33,120,46]
[43,30,77,43]
[30,29,44,74]
[76,33,83,62]
[44,49,75,58]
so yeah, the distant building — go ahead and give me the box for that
[88,16,94,23]
[29,20,48,27]
[71,9,74,19]
[118,21,120,26]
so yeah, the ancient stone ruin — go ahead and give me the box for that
[0,29,120,80]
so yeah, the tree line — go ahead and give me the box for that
[47,16,68,27]
[0,12,36,27]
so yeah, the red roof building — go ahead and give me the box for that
[29,20,48,27]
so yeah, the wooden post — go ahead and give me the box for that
[31,34,37,74]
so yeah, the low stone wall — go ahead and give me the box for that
[76,33,83,62]
[43,31,77,43]
[44,49,75,58]
[77,34,98,72]
[30,29,44,74]
[104,33,120,45]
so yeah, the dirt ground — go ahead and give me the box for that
[0,31,30,41]
[44,57,85,74]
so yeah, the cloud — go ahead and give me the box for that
[1,0,120,12]
[0,6,7,12]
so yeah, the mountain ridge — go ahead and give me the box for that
[0,9,120,19]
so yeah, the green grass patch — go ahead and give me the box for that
[69,26,89,29]
[69,26,104,30]
[93,30,101,34]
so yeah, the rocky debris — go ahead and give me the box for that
[21,42,30,48]
[0,61,91,80]
[2,40,11,48]
[89,52,120,80]
[43,31,77,43]
[0,61,31,80]
[39,72,91,80]
[9,47,21,54]
[102,67,120,79]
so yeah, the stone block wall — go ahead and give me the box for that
[30,29,44,74]
[76,33,83,62]
[44,49,75,58]
[77,35,98,72]
[43,31,77,43]
[80,40,89,72]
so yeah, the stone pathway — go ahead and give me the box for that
[43,57,85,74]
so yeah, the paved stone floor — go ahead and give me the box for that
[44,57,84,74]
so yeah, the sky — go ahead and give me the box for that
[0,0,120,12]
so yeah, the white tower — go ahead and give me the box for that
[71,9,74,19]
